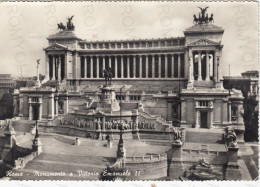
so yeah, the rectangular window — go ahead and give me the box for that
[199,101,209,107]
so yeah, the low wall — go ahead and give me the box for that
[14,151,38,170]
[124,154,167,180]
[39,124,174,143]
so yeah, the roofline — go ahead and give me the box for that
[78,37,186,44]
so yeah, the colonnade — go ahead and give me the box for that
[80,53,185,79]
[191,51,216,81]
[47,55,65,81]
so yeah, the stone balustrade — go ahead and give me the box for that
[78,38,185,50]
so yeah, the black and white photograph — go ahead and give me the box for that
[0,0,258,182]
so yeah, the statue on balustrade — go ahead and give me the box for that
[132,121,137,129]
[173,127,182,142]
[129,121,133,129]
[225,127,238,147]
[106,121,111,130]
[86,121,90,128]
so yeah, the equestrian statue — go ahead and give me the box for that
[103,67,113,85]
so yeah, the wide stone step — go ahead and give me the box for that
[144,139,172,146]
[139,134,172,140]
[185,129,223,144]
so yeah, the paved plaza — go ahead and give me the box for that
[9,129,170,180]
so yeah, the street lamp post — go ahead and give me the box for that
[117,86,126,158]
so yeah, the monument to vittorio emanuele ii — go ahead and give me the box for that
[10,7,246,180]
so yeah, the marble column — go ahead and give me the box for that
[64,53,68,79]
[58,56,61,81]
[195,109,200,128]
[210,110,213,128]
[206,52,210,80]
[217,56,220,82]
[55,96,59,116]
[214,52,218,82]
[84,56,87,78]
[188,53,192,82]
[127,55,130,78]
[19,95,24,117]
[102,117,105,130]
[145,55,148,78]
[121,56,124,78]
[64,97,69,114]
[48,94,54,119]
[90,56,93,78]
[29,102,32,120]
[115,55,118,78]
[165,54,168,78]
[46,54,50,80]
[52,56,55,80]
[152,54,155,78]
[133,55,136,78]
[198,51,202,80]
[139,55,142,78]
[228,101,232,122]
[96,56,99,78]
[178,54,181,78]
[39,98,42,120]
[158,54,161,78]
[171,54,174,78]
[190,51,194,81]
[109,56,111,68]
[102,55,105,72]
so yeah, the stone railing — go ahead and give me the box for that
[0,118,20,130]
[125,153,166,162]
[138,111,171,130]
[78,38,185,50]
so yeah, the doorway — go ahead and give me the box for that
[200,111,208,128]
[32,105,39,120]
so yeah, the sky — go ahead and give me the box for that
[0,1,258,77]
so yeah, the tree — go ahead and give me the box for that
[0,93,14,120]
[243,95,259,142]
